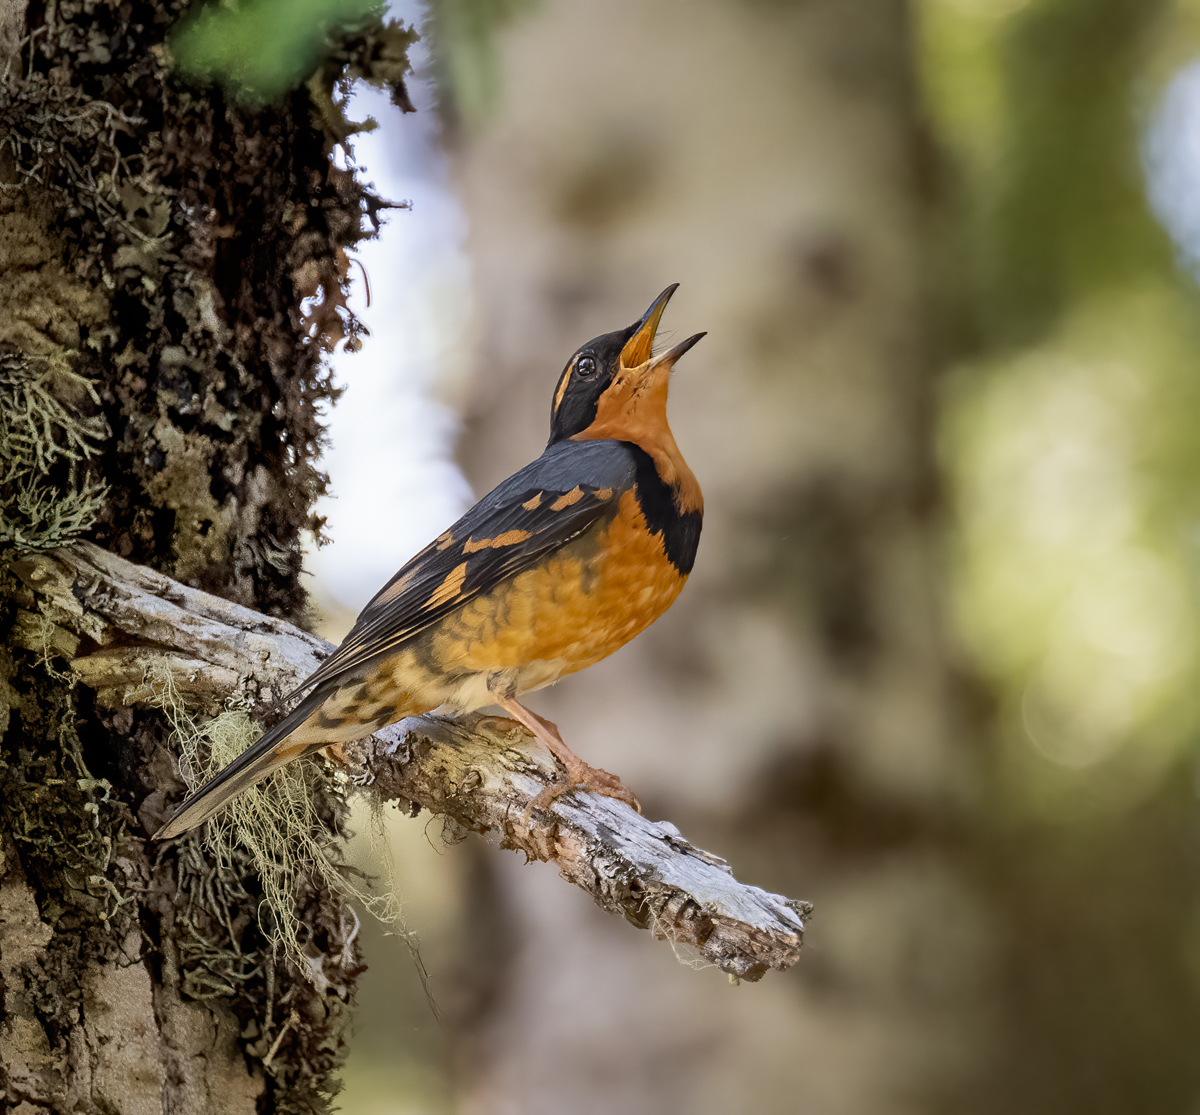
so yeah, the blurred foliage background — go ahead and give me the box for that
[923,0,1200,1106]
[176,0,1200,1110]
[927,0,1200,803]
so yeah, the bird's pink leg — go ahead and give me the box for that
[491,694,640,816]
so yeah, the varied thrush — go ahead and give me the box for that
[156,285,704,839]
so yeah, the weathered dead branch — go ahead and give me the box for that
[10,540,809,981]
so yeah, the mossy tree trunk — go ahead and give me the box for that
[0,1,391,1108]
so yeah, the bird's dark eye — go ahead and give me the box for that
[576,356,597,378]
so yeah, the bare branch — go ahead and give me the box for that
[11,541,810,981]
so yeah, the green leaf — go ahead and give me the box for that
[172,0,384,105]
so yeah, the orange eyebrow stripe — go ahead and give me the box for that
[553,368,572,414]
[426,562,468,608]
[551,486,584,511]
[522,493,543,511]
[463,529,531,553]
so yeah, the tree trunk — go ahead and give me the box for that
[0,1,394,1107]
[441,0,981,1111]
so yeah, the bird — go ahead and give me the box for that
[155,284,704,839]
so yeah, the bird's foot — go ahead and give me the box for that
[527,755,640,822]
[489,693,640,824]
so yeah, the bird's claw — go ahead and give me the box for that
[522,761,640,826]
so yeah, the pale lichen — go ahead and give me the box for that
[0,352,109,553]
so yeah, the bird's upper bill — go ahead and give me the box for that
[619,284,706,375]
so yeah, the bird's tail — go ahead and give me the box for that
[153,687,330,840]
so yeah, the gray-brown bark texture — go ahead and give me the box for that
[438,0,982,1112]
[0,1,409,1108]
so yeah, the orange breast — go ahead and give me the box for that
[428,490,687,687]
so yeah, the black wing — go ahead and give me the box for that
[293,438,638,692]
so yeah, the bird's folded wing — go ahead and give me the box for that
[291,439,638,693]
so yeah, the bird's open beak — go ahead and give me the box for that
[620,284,706,373]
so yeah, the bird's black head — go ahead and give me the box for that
[547,284,704,445]
[547,323,633,445]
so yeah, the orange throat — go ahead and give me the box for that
[571,366,702,514]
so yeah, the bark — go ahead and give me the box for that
[0,0,412,1108]
[13,540,810,983]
